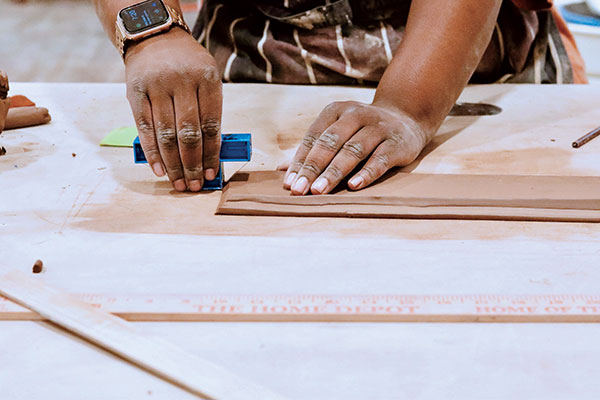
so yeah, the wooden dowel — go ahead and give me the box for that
[572,125,600,148]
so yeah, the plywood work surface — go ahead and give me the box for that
[1,83,600,399]
[1,83,600,240]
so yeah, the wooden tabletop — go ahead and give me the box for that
[1,83,600,399]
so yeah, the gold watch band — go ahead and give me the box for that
[115,4,190,59]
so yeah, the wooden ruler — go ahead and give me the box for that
[0,271,287,400]
[2,293,600,322]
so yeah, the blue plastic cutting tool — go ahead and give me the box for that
[133,133,252,190]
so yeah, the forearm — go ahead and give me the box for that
[373,0,501,142]
[93,0,184,46]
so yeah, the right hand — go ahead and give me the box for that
[125,27,223,192]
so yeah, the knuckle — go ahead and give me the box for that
[362,166,378,180]
[387,131,406,147]
[135,116,153,133]
[156,126,178,149]
[323,102,341,114]
[324,164,344,180]
[341,102,360,115]
[373,153,391,169]
[178,125,202,146]
[301,162,321,177]
[289,160,304,172]
[315,131,339,152]
[128,77,147,95]
[166,167,184,181]
[342,141,366,160]
[203,153,220,166]
[301,133,319,149]
[201,118,221,139]
[184,165,204,176]
[143,147,161,161]
[201,65,221,83]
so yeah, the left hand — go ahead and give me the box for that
[283,101,428,195]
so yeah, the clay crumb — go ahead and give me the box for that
[72,153,77,157]
[550,139,556,142]
[0,146,6,156]
[32,259,44,274]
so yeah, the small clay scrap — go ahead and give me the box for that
[0,70,51,131]
[0,146,6,156]
[8,95,35,108]
[4,107,51,130]
[32,260,44,274]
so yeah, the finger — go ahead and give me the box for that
[198,67,223,181]
[276,159,291,171]
[174,90,203,192]
[284,102,341,190]
[290,115,363,196]
[151,93,187,192]
[127,92,164,177]
[348,140,398,190]
[310,126,382,195]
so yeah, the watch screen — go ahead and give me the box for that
[120,0,169,34]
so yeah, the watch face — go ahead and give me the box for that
[119,0,169,34]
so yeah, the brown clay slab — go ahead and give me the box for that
[217,171,600,222]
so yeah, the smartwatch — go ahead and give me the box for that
[115,0,190,58]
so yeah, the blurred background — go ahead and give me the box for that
[0,0,201,82]
[0,0,598,83]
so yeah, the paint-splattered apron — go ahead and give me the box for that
[192,0,574,85]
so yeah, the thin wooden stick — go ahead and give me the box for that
[573,125,600,148]
[0,270,287,400]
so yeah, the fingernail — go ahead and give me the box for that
[189,180,202,192]
[311,177,328,194]
[174,179,187,192]
[291,176,309,195]
[348,175,364,190]
[205,168,216,181]
[284,172,297,189]
[152,163,165,177]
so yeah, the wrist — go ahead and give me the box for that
[371,97,433,150]
[115,0,190,60]
[124,25,190,63]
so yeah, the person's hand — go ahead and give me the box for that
[283,101,428,195]
[0,70,9,133]
[125,27,222,192]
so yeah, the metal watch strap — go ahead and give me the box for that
[116,24,126,57]
[116,4,191,58]
[165,5,190,34]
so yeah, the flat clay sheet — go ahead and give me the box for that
[217,171,600,222]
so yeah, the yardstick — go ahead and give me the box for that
[2,293,599,323]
